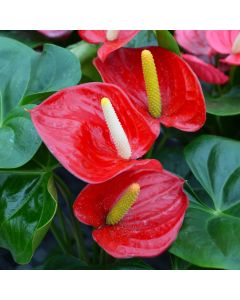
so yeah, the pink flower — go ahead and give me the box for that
[206,30,240,65]
[175,30,214,56]
[38,30,72,39]
[175,30,228,84]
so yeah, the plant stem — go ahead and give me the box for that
[215,84,222,95]
[92,242,100,264]
[51,222,69,254]
[230,65,237,86]
[99,248,106,265]
[215,115,223,135]
[53,174,90,263]
[56,205,71,249]
[155,132,169,153]
[71,211,90,263]
[98,248,112,266]
[145,146,153,158]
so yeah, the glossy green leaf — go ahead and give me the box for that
[170,135,240,269]
[0,148,58,264]
[206,88,240,116]
[68,41,101,82]
[68,40,98,63]
[155,30,180,55]
[110,258,153,270]
[155,144,190,178]
[0,30,50,48]
[43,255,88,270]
[127,30,158,48]
[171,255,205,270]
[0,105,41,168]
[43,255,153,270]
[0,37,81,168]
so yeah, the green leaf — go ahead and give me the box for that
[68,41,101,82]
[127,30,158,48]
[43,255,89,270]
[0,147,58,264]
[206,87,240,116]
[43,255,153,270]
[0,105,41,168]
[0,37,81,168]
[155,30,180,55]
[155,144,190,178]
[170,135,240,269]
[171,255,206,270]
[0,30,50,48]
[110,258,153,270]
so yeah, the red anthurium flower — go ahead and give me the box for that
[78,30,139,62]
[175,30,228,85]
[73,159,188,258]
[38,30,72,38]
[206,30,240,65]
[30,83,159,184]
[94,46,206,132]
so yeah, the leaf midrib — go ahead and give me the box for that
[0,163,60,175]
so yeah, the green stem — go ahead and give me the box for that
[56,205,71,249]
[71,210,90,263]
[155,132,169,153]
[215,54,220,67]
[92,242,100,264]
[54,174,90,263]
[230,65,237,86]
[145,146,153,158]
[213,55,224,95]
[215,115,223,135]
[215,84,223,95]
[99,248,106,265]
[51,222,69,254]
[98,248,112,266]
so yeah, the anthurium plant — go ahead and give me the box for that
[0,30,240,270]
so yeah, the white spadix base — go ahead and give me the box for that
[101,97,131,160]
[106,30,120,41]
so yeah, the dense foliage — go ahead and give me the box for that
[0,30,240,270]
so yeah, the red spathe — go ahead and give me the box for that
[94,46,206,132]
[73,160,188,258]
[30,83,159,184]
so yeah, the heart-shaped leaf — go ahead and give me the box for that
[0,147,58,264]
[206,88,240,116]
[0,37,81,168]
[170,135,240,269]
